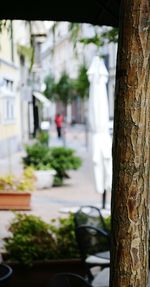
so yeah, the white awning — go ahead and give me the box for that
[33,91,51,107]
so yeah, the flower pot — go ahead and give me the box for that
[0,192,31,210]
[34,170,56,189]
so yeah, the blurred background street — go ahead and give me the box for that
[0,124,111,252]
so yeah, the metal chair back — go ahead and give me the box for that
[0,264,13,284]
[74,206,107,231]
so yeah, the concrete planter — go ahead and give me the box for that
[34,169,56,189]
[4,259,85,287]
[0,192,31,210]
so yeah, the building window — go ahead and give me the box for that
[3,79,13,91]
[3,97,15,122]
[0,77,15,124]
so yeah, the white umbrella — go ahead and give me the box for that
[87,56,112,196]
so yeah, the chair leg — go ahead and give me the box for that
[102,190,106,209]
[85,265,94,283]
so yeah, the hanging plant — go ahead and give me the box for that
[0,20,8,33]
[17,44,34,68]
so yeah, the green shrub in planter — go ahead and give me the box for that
[4,214,58,266]
[3,213,111,267]
[104,215,111,232]
[49,213,80,259]
[53,176,63,187]
[23,144,51,168]
[23,144,82,186]
[50,147,82,186]
[36,131,49,146]
[3,213,79,266]
[98,215,111,251]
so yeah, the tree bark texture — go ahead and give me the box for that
[110,1,150,286]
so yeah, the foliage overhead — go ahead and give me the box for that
[51,21,59,53]
[68,22,81,49]
[17,21,35,72]
[0,20,35,72]
[17,44,34,66]
[80,33,104,47]
[0,20,7,33]
[69,23,118,49]
[80,28,118,47]
[101,28,118,44]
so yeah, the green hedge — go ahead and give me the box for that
[4,213,111,266]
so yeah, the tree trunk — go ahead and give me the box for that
[110,1,150,286]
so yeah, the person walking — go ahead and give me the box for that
[55,113,63,138]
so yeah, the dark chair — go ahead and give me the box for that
[74,205,108,232]
[75,225,110,283]
[50,272,93,287]
[0,263,12,284]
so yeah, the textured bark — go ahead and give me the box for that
[110,1,150,286]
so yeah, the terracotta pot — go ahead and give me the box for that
[0,192,31,210]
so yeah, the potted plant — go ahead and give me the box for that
[2,213,85,287]
[49,147,82,186]
[33,164,56,190]
[36,130,49,147]
[23,144,56,189]
[0,167,35,210]
[23,144,82,187]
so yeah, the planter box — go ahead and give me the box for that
[0,192,31,210]
[4,259,86,287]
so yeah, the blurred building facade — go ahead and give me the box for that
[0,20,50,158]
[0,20,117,158]
[41,22,117,124]
[17,21,49,140]
[0,21,22,158]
